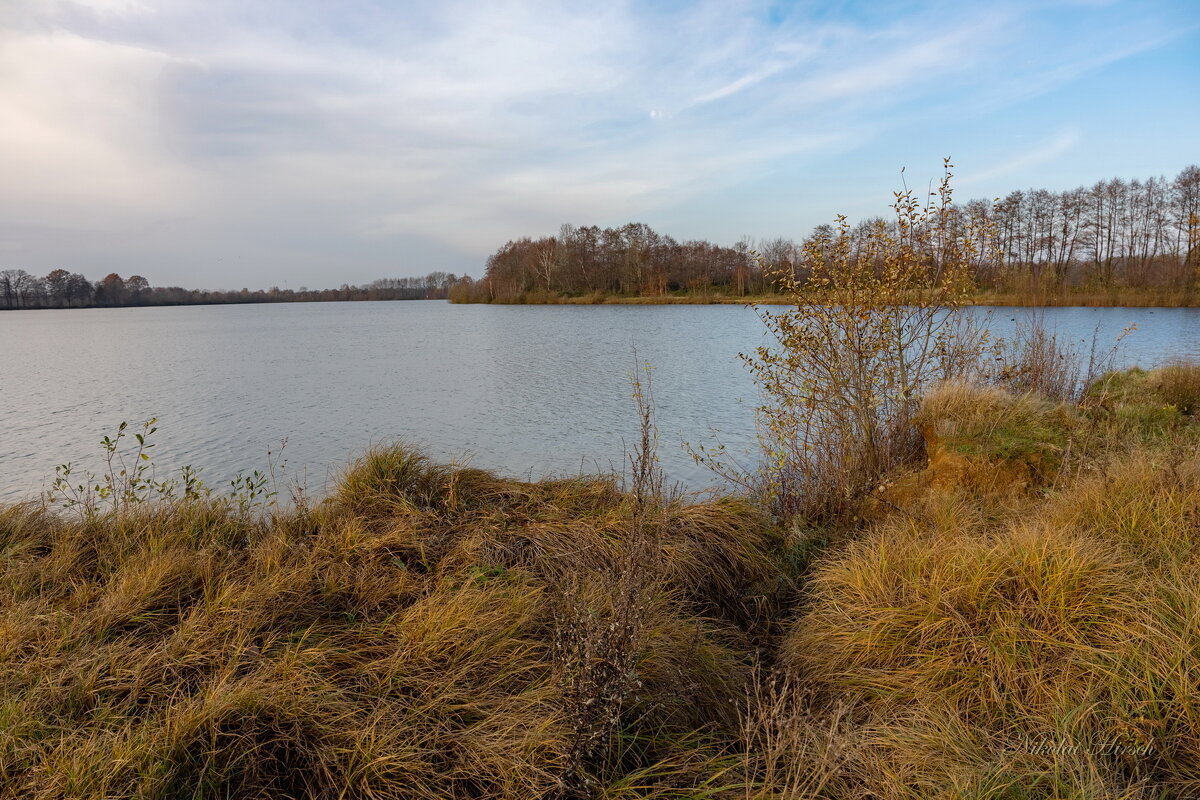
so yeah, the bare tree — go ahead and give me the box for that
[1,269,37,309]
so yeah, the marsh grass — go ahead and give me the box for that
[1155,361,1200,415]
[0,426,784,799]
[748,367,1200,798]
[5,362,1200,797]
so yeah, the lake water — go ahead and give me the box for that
[2,302,1198,502]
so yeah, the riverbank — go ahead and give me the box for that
[2,365,1199,797]
[451,288,1200,308]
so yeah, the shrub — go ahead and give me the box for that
[992,313,1082,401]
[697,160,990,524]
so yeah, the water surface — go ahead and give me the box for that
[2,302,1198,501]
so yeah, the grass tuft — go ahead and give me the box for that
[5,369,1200,797]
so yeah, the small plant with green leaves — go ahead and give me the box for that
[47,418,210,519]
[44,419,289,521]
[46,421,288,521]
[227,469,276,516]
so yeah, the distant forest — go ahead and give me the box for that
[451,165,1200,304]
[8,166,1198,311]
[0,271,459,310]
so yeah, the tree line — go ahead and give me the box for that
[0,271,460,310]
[451,165,1200,302]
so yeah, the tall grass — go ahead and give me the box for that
[0,432,783,798]
[750,369,1200,798]
[4,359,1200,797]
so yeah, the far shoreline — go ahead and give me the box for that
[448,290,1200,309]
[5,293,1199,311]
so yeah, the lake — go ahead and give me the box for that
[2,301,1199,502]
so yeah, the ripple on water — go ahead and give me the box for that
[1,302,1198,501]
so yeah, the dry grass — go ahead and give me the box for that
[916,380,1077,453]
[1045,449,1200,565]
[5,365,1200,798]
[1155,361,1200,416]
[974,287,1198,308]
[752,369,1200,798]
[913,381,1078,497]
[0,448,779,799]
[770,483,1200,795]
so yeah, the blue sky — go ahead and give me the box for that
[1,0,1196,288]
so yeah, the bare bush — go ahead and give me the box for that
[992,312,1082,401]
[990,313,1136,402]
[552,360,666,797]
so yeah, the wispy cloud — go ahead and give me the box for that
[0,0,1193,286]
[963,129,1084,187]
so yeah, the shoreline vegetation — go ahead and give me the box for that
[447,287,1200,307]
[0,271,460,310]
[449,164,1200,309]
[4,361,1200,798]
[7,166,1197,314]
[5,165,1200,797]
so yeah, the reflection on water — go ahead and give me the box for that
[2,301,1198,500]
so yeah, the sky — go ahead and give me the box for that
[1,0,1197,290]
